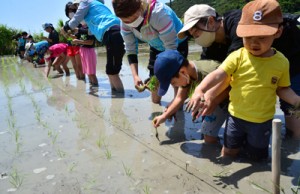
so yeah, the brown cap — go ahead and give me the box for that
[237,0,283,37]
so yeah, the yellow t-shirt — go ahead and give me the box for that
[220,48,290,123]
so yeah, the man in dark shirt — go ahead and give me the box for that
[178,4,300,139]
[42,23,59,46]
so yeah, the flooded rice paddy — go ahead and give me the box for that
[0,45,299,193]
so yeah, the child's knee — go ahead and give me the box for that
[204,135,219,144]
[221,146,240,157]
[245,144,269,161]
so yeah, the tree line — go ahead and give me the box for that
[168,0,300,18]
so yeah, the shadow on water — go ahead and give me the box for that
[86,79,151,99]
[149,109,204,145]
[175,110,299,189]
[88,88,151,99]
[281,138,300,186]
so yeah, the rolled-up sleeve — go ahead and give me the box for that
[121,23,139,55]
[69,0,90,29]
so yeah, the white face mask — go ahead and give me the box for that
[194,19,216,47]
[181,73,190,86]
[68,12,75,19]
[195,31,215,47]
[126,15,144,28]
[80,20,87,26]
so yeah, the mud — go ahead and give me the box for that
[0,44,299,194]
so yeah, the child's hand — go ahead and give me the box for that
[72,39,80,44]
[133,76,144,92]
[152,115,166,128]
[60,28,67,36]
[69,34,77,39]
[73,28,79,34]
[185,93,206,119]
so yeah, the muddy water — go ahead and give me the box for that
[0,45,299,194]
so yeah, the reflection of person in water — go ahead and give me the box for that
[46,78,72,111]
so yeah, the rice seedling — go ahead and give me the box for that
[48,130,59,145]
[68,162,78,172]
[136,76,159,92]
[96,135,106,149]
[9,168,24,189]
[7,101,13,117]
[79,122,88,129]
[81,128,90,139]
[122,119,131,130]
[16,141,21,154]
[110,114,120,127]
[94,107,106,117]
[51,132,58,145]
[72,114,79,122]
[64,105,69,115]
[10,65,17,77]
[18,80,26,94]
[290,176,300,194]
[122,162,132,177]
[7,117,16,130]
[82,177,96,191]
[104,147,112,159]
[41,121,49,129]
[249,180,272,194]
[143,185,151,194]
[35,108,42,123]
[56,148,66,158]
[14,129,20,144]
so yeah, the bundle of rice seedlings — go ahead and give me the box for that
[136,76,159,92]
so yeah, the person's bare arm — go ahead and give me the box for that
[186,68,229,117]
[153,87,189,128]
[277,87,300,107]
[129,63,144,90]
[45,60,52,77]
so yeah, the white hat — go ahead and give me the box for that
[177,4,216,39]
[73,0,81,4]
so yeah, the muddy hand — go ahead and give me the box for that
[136,84,146,92]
